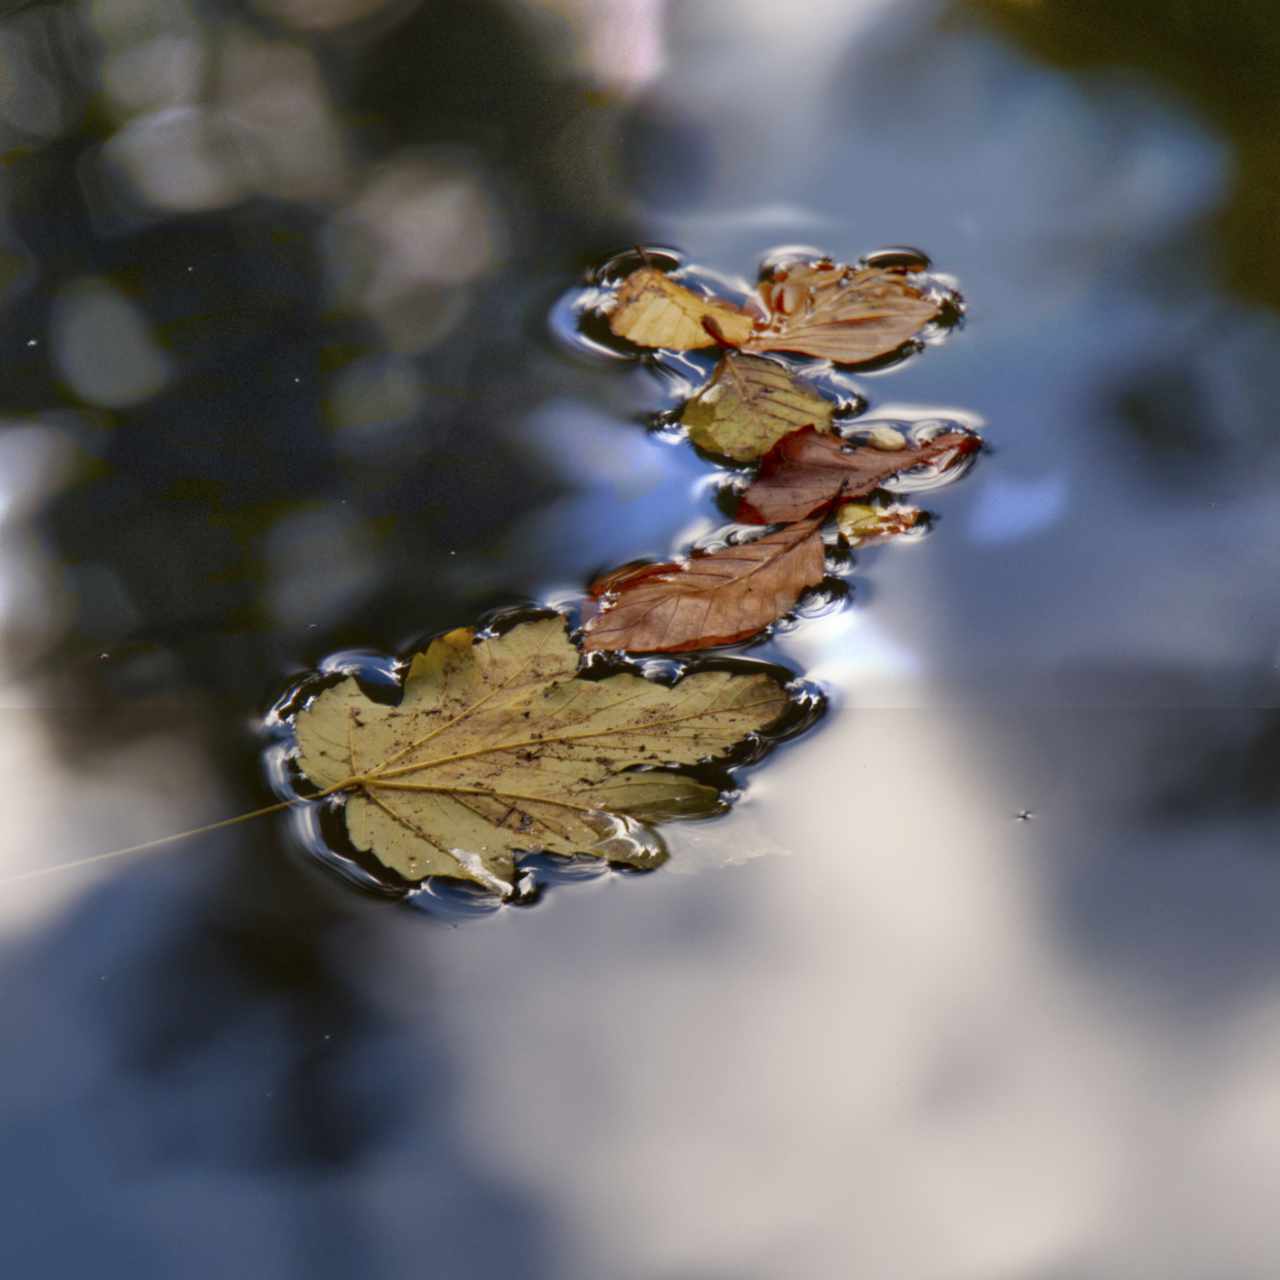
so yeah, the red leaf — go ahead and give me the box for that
[582,517,827,654]
[737,427,979,525]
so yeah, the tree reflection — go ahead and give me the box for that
[0,0,643,1272]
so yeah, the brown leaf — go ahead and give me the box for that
[737,426,980,525]
[608,267,756,351]
[680,352,835,461]
[741,261,941,364]
[583,517,827,653]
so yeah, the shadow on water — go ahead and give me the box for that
[0,0,647,1271]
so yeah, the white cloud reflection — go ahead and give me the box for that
[406,701,1280,1279]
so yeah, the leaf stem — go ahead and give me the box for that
[0,776,363,886]
[0,800,294,884]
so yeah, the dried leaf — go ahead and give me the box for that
[742,261,941,364]
[583,517,826,654]
[836,501,926,545]
[738,426,980,525]
[609,267,755,350]
[680,353,835,460]
[294,617,790,893]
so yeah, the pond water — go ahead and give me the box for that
[2,1,1279,1276]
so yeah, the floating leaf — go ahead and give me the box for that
[608,267,756,350]
[293,617,790,894]
[738,426,980,525]
[836,501,926,545]
[680,352,835,460]
[742,261,941,364]
[583,517,826,654]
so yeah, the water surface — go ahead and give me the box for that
[1,1,1279,1276]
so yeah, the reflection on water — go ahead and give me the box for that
[2,0,1280,1276]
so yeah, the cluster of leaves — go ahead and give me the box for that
[29,250,971,899]
[283,249,979,897]
[581,254,980,655]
